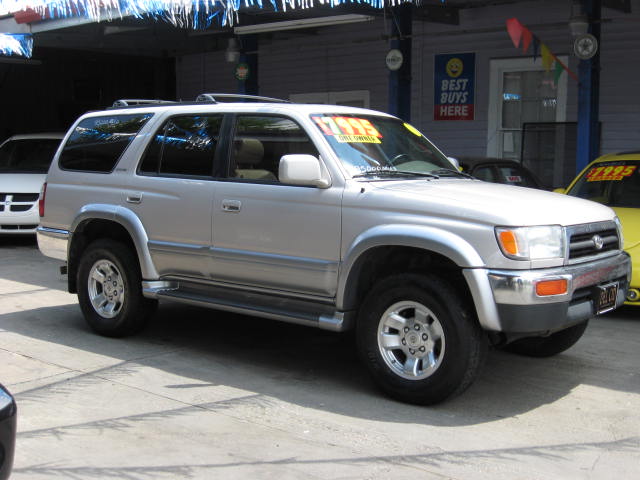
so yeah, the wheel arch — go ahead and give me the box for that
[67,205,157,293]
[338,225,484,312]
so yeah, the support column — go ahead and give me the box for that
[238,34,258,96]
[388,4,412,121]
[576,0,601,173]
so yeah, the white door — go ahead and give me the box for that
[487,57,568,160]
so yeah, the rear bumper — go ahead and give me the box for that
[464,252,631,334]
[0,384,16,480]
[37,226,69,261]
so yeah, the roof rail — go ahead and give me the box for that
[195,93,289,104]
[111,99,176,108]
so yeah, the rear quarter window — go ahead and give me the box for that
[59,113,152,172]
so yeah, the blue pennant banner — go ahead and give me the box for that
[0,0,421,27]
[0,33,33,58]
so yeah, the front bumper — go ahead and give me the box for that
[464,252,631,334]
[0,384,16,480]
[0,207,39,234]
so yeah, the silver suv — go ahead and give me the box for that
[37,95,631,404]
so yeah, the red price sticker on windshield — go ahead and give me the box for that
[587,165,637,182]
[312,116,382,143]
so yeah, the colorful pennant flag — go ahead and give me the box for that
[505,18,578,83]
[506,17,524,48]
[541,43,553,71]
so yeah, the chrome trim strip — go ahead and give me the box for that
[148,240,211,257]
[211,246,339,273]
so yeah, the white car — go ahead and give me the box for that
[0,133,63,234]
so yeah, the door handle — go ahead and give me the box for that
[126,192,143,204]
[222,199,241,212]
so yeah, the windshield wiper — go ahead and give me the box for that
[353,170,440,179]
[430,168,475,179]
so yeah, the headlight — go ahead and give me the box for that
[496,225,565,260]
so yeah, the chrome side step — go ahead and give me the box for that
[142,280,354,332]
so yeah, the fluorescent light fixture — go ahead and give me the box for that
[234,14,375,35]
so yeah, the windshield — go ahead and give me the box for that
[0,138,61,173]
[310,114,456,179]
[567,159,640,208]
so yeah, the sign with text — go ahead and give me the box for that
[434,52,475,121]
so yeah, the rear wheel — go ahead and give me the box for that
[357,274,487,405]
[504,321,589,357]
[77,239,156,337]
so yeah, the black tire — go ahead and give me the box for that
[504,321,589,358]
[77,239,156,337]
[356,273,487,405]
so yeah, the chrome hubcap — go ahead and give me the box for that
[87,259,125,319]
[377,301,445,380]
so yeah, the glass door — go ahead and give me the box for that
[488,57,568,160]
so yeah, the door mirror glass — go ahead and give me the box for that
[279,154,329,188]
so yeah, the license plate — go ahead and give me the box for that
[595,282,619,314]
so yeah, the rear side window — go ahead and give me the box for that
[139,115,223,177]
[59,114,152,172]
[0,138,60,173]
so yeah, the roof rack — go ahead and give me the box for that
[195,93,289,104]
[111,99,176,108]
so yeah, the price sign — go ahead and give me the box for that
[312,116,383,144]
[586,165,636,182]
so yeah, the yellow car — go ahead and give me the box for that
[558,153,640,305]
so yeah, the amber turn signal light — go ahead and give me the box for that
[498,230,519,256]
[535,279,568,296]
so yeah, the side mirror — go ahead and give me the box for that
[553,187,567,194]
[279,154,330,188]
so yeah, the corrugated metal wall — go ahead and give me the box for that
[175,0,640,157]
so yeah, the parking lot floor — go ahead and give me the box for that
[0,237,638,480]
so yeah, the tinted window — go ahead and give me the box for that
[497,166,539,188]
[568,160,640,208]
[59,114,152,172]
[230,115,318,182]
[139,115,222,177]
[310,114,452,178]
[0,138,60,173]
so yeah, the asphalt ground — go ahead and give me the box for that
[1,236,638,480]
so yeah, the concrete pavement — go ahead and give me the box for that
[1,237,638,479]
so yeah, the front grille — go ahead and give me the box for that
[10,193,39,202]
[567,222,620,261]
[10,205,31,212]
[0,224,38,230]
[0,193,5,201]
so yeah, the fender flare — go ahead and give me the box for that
[337,224,485,310]
[71,204,159,279]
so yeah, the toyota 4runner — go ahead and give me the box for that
[37,94,631,404]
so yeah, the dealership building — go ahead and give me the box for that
[0,0,637,187]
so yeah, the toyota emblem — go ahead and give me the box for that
[592,234,604,250]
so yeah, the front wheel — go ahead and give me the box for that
[504,321,589,357]
[357,274,487,405]
[77,239,156,337]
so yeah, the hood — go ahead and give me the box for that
[0,173,46,194]
[612,207,640,250]
[368,179,616,226]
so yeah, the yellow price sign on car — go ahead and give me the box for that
[587,165,637,182]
